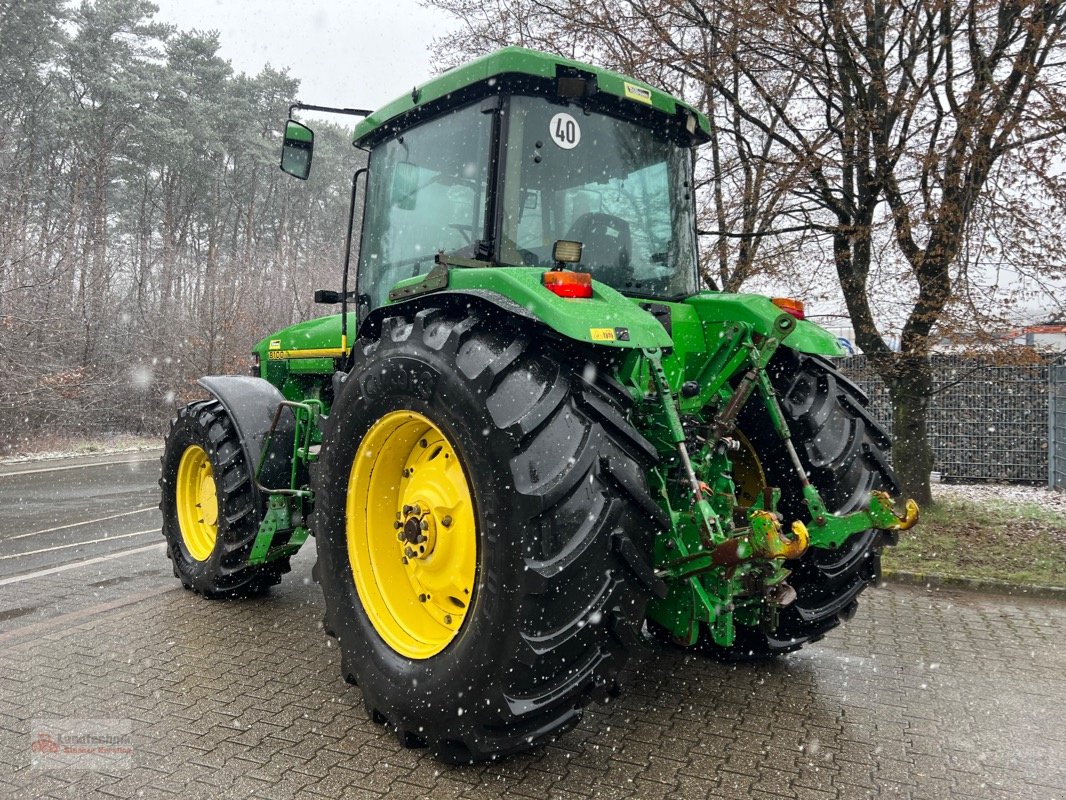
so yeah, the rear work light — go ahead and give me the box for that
[543,270,593,299]
[771,297,806,320]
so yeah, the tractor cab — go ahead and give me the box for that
[282,48,709,316]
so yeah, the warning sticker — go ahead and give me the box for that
[550,112,581,149]
[589,327,632,342]
[623,82,653,105]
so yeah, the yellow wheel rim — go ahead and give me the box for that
[347,411,477,660]
[175,444,219,561]
[731,431,767,508]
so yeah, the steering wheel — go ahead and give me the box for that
[449,224,475,245]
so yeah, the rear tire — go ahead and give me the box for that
[702,351,899,660]
[311,306,664,763]
[160,400,289,598]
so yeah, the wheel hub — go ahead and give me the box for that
[399,506,435,558]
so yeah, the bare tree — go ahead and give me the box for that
[0,1,358,452]
[427,0,1066,503]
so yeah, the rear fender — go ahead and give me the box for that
[360,290,530,340]
[383,267,673,350]
[360,289,631,358]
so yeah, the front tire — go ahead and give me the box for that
[160,400,288,597]
[311,306,664,763]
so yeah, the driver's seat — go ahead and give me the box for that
[565,213,631,286]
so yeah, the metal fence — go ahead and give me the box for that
[839,354,1052,484]
[1050,360,1066,489]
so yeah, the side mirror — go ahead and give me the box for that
[314,289,357,304]
[390,161,420,211]
[280,120,314,180]
[314,289,342,304]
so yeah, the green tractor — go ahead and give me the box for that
[160,47,917,763]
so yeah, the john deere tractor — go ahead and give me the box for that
[160,47,917,763]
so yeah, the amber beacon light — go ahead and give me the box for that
[771,297,806,320]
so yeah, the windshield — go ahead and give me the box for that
[500,95,698,298]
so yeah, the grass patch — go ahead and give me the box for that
[883,495,1066,588]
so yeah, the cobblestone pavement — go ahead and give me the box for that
[0,545,1063,800]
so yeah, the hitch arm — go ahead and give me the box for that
[750,356,919,549]
[643,347,724,547]
[803,490,919,550]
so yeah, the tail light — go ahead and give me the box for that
[543,270,593,299]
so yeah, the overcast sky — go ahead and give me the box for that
[149,0,1057,329]
[152,0,457,114]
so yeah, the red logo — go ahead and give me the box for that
[31,733,61,754]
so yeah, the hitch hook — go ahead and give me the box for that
[871,491,920,531]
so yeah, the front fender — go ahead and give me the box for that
[196,376,296,501]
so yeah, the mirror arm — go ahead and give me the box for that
[341,167,370,353]
[288,102,374,120]
[283,101,374,352]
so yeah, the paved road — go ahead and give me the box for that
[0,453,1064,799]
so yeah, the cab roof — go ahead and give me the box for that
[352,46,711,148]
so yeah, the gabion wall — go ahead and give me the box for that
[838,355,1052,484]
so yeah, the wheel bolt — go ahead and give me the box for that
[441,516,452,528]
[415,535,427,544]
[444,615,453,625]
[394,520,402,529]
[402,504,413,515]
[420,438,428,448]
[420,519,429,531]
[419,593,427,603]
[404,546,416,559]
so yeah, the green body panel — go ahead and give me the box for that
[686,294,844,357]
[252,312,356,405]
[252,312,357,357]
[252,285,841,403]
[288,357,336,374]
[352,46,711,147]
[616,292,843,408]
[388,267,673,349]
